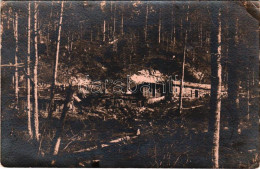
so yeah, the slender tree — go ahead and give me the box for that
[170,3,173,43]
[0,3,3,63]
[27,2,33,138]
[48,1,64,119]
[0,3,3,52]
[173,18,176,46]
[13,11,19,109]
[103,20,106,42]
[51,86,73,166]
[46,2,53,58]
[180,18,183,39]
[121,12,124,35]
[144,3,148,42]
[209,5,222,168]
[227,14,240,136]
[171,2,176,46]
[33,2,39,141]
[179,30,188,114]
[113,3,116,39]
[54,1,64,85]
[247,69,250,120]
[158,8,161,44]
[200,23,203,47]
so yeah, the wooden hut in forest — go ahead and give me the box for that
[128,69,212,101]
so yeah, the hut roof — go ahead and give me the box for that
[172,81,211,90]
[130,69,166,85]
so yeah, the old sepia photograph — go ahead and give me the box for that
[1,1,259,168]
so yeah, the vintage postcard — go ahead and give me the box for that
[1,1,259,167]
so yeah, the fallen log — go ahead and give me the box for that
[73,135,138,153]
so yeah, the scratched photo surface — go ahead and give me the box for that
[1,1,259,167]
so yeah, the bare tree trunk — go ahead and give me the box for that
[103,20,106,41]
[158,8,161,44]
[173,18,176,46]
[67,33,70,52]
[144,3,148,42]
[187,4,191,32]
[0,3,3,85]
[33,2,39,141]
[13,11,19,109]
[178,30,187,114]
[27,2,33,139]
[71,34,73,51]
[54,1,64,85]
[107,23,110,39]
[170,2,176,46]
[227,15,240,136]
[0,4,3,53]
[200,23,203,47]
[209,7,222,168]
[110,1,112,13]
[46,2,53,58]
[170,3,173,43]
[113,4,116,39]
[7,7,10,30]
[121,12,124,35]
[180,18,183,39]
[247,72,250,120]
[51,86,73,166]
[0,4,3,122]
[48,1,64,119]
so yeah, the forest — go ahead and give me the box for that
[1,1,259,167]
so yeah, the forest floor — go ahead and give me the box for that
[1,97,259,167]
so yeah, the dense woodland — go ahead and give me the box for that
[1,1,259,167]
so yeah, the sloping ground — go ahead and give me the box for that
[2,97,259,167]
